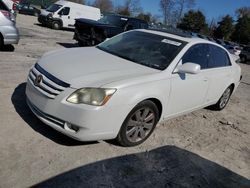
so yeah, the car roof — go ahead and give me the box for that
[140,29,216,44]
[104,13,148,23]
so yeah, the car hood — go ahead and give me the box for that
[38,47,159,88]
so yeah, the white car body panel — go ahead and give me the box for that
[25,29,241,142]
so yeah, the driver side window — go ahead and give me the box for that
[58,7,70,16]
[182,44,209,70]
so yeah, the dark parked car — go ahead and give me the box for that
[240,46,250,63]
[74,14,148,46]
[17,3,40,16]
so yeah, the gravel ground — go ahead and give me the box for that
[0,14,249,188]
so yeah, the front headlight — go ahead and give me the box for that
[66,88,116,106]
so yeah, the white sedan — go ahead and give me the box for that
[26,29,242,146]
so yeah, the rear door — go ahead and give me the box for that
[167,44,210,116]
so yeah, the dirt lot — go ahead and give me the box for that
[0,14,249,188]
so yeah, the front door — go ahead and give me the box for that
[59,7,71,27]
[167,44,210,116]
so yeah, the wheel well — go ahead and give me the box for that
[0,32,3,41]
[0,32,3,46]
[145,98,163,120]
[229,83,235,92]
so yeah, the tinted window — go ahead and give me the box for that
[182,44,209,70]
[60,7,70,15]
[46,4,62,13]
[98,15,127,27]
[208,45,231,68]
[98,31,186,70]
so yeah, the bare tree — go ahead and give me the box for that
[159,0,195,26]
[176,0,195,23]
[92,0,113,12]
[159,0,174,25]
[236,7,250,18]
[116,0,142,16]
[67,0,85,4]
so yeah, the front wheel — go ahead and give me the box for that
[116,100,159,147]
[52,21,61,30]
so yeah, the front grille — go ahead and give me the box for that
[28,64,70,99]
[27,99,65,129]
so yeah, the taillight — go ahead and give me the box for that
[13,3,17,11]
[0,10,11,20]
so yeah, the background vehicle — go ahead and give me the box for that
[0,0,19,49]
[2,0,19,12]
[239,46,250,63]
[74,14,149,46]
[26,30,241,146]
[227,45,241,56]
[38,0,101,30]
[17,3,40,16]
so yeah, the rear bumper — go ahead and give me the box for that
[2,25,19,45]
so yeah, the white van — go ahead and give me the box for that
[38,0,101,30]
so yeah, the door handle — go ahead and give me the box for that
[68,16,70,19]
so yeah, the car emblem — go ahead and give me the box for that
[34,75,43,86]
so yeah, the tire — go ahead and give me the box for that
[52,21,61,30]
[240,55,246,63]
[210,86,233,111]
[0,34,3,50]
[116,100,159,147]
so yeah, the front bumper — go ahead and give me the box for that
[25,78,129,141]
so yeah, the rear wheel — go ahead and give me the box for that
[116,100,159,147]
[0,34,3,50]
[52,21,61,30]
[210,86,233,111]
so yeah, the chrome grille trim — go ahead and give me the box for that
[28,64,70,99]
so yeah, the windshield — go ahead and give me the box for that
[46,4,62,13]
[97,31,186,70]
[98,15,127,27]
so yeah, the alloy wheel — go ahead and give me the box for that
[125,107,156,143]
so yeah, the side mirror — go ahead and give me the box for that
[176,63,201,74]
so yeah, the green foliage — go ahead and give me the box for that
[214,15,234,40]
[177,10,207,33]
[231,15,250,44]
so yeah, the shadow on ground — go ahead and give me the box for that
[57,42,80,48]
[0,44,15,52]
[11,83,97,146]
[34,23,74,32]
[33,145,250,188]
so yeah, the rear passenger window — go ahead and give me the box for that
[208,45,231,68]
[182,44,209,70]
